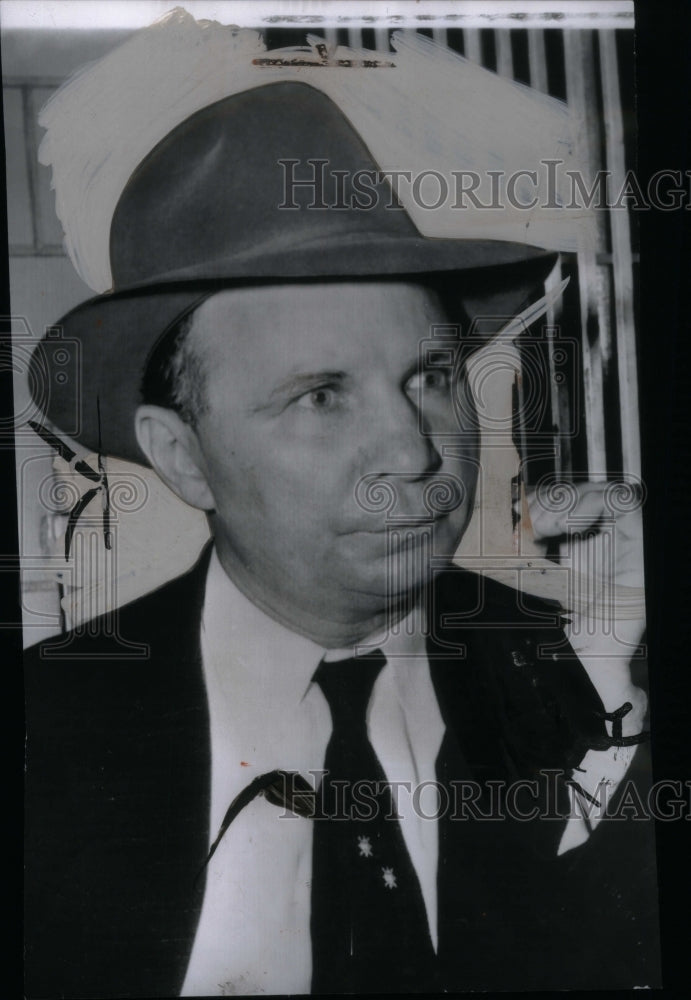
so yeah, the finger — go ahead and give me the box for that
[528,481,610,539]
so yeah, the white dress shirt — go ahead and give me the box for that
[181,549,445,995]
[181,549,640,995]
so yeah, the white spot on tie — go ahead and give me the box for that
[381,866,397,889]
[358,835,373,857]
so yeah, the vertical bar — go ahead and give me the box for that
[495,29,514,78]
[598,30,640,478]
[544,268,571,479]
[513,366,529,491]
[373,28,390,53]
[347,28,363,50]
[528,29,549,93]
[3,86,34,249]
[324,27,338,51]
[563,29,609,479]
[431,28,448,49]
[20,85,40,251]
[463,29,482,65]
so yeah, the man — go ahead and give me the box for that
[23,12,659,997]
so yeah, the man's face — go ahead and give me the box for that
[189,280,479,637]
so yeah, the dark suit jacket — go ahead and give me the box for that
[24,546,661,997]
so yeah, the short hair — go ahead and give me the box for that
[140,306,208,427]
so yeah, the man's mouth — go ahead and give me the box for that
[340,519,455,551]
[347,512,451,535]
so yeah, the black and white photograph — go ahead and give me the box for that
[4,0,681,995]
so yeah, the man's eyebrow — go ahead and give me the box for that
[252,371,348,411]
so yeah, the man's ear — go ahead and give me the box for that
[135,405,216,511]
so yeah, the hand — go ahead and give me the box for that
[527,480,647,736]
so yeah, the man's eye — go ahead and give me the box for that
[406,369,452,395]
[295,386,339,411]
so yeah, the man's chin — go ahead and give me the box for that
[329,517,465,608]
[339,546,442,604]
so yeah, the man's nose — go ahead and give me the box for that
[360,391,442,480]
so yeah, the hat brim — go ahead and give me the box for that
[31,240,557,465]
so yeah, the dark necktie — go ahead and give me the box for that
[310,650,438,994]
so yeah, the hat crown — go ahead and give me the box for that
[110,81,420,288]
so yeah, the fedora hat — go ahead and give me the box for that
[31,78,557,465]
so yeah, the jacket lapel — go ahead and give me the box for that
[426,568,612,989]
[427,566,608,784]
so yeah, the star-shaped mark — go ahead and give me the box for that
[357,835,373,858]
[381,866,397,889]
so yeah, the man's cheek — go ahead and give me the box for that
[209,465,273,531]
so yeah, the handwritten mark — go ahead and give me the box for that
[29,398,112,561]
[253,39,393,69]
